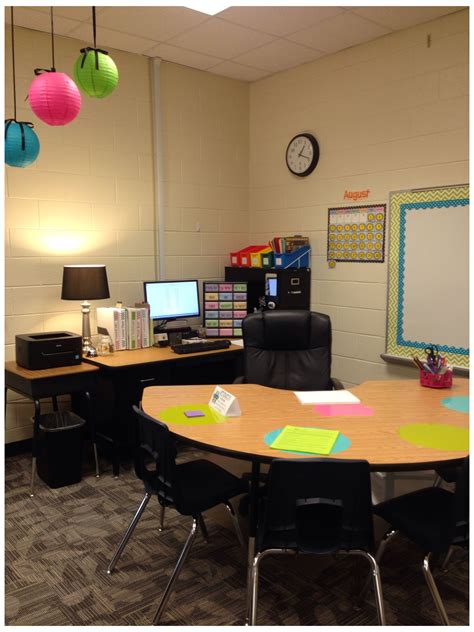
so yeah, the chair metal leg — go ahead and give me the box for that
[248,549,294,626]
[93,442,100,478]
[250,552,263,626]
[440,545,454,573]
[223,501,246,552]
[107,493,151,574]
[30,456,37,498]
[433,474,443,487]
[347,550,385,625]
[357,529,397,607]
[198,514,209,543]
[422,553,450,625]
[153,517,199,625]
[158,503,165,532]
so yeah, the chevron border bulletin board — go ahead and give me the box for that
[386,184,469,369]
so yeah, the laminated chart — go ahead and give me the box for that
[327,204,386,266]
[203,282,247,338]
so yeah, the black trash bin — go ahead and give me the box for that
[36,411,86,488]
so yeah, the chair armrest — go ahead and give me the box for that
[331,377,345,390]
[233,375,247,384]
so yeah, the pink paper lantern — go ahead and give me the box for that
[28,71,81,126]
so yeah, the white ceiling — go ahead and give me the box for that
[5,5,464,82]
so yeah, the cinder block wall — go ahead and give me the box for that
[248,10,468,386]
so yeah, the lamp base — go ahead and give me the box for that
[84,345,98,358]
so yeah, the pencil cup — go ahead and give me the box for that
[420,369,452,389]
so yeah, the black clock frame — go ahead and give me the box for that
[285,132,320,177]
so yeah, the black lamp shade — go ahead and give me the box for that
[61,265,110,300]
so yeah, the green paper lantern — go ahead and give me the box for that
[73,48,119,99]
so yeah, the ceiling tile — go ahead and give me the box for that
[97,6,209,42]
[234,39,323,73]
[146,43,222,70]
[25,6,93,22]
[168,17,275,59]
[5,7,81,36]
[208,60,270,82]
[218,6,346,37]
[68,23,158,55]
[288,11,391,53]
[352,6,463,31]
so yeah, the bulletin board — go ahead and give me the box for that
[386,185,469,369]
[327,204,386,266]
[203,281,247,338]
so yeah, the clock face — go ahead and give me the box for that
[286,133,320,177]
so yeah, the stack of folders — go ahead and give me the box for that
[96,306,153,351]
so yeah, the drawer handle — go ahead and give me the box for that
[140,378,156,384]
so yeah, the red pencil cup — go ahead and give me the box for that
[420,369,453,389]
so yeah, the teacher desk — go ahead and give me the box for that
[84,343,243,476]
[141,379,469,620]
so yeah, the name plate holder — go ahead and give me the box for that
[209,386,241,417]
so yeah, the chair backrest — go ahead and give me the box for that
[261,458,374,554]
[242,310,333,391]
[132,405,181,509]
[451,456,469,547]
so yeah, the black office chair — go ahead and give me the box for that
[235,310,343,390]
[360,456,469,625]
[248,458,386,626]
[107,406,247,625]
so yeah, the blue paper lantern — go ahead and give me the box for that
[5,119,40,167]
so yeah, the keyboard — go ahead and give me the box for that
[171,340,231,354]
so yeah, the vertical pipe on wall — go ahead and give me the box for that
[151,57,165,280]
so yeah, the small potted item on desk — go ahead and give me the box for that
[413,345,453,388]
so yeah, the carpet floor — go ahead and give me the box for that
[5,449,469,626]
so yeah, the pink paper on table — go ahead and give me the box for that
[314,403,374,417]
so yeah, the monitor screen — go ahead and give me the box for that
[144,280,200,321]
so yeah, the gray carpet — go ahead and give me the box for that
[5,448,469,626]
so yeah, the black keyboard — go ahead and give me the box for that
[171,340,231,354]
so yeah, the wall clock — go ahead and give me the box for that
[285,133,320,177]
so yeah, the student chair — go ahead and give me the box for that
[235,310,343,391]
[360,456,469,625]
[248,458,385,626]
[107,406,247,625]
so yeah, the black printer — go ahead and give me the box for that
[15,331,82,369]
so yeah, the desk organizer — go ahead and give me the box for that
[203,281,247,338]
[250,246,273,268]
[274,246,311,269]
[420,370,453,389]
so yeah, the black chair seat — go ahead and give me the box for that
[375,487,454,555]
[171,459,247,515]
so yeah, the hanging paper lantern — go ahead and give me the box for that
[28,71,81,126]
[5,119,40,168]
[73,48,119,98]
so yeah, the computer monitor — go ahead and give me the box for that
[144,280,200,322]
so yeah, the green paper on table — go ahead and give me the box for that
[270,425,340,455]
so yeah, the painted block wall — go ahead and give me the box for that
[248,10,469,387]
[159,62,249,290]
[5,26,156,442]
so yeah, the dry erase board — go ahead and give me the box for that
[386,185,469,369]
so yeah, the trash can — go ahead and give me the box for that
[35,411,86,488]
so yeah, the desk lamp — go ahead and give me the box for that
[61,264,110,357]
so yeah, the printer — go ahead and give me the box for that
[15,331,82,370]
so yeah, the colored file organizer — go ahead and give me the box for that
[203,281,248,338]
[274,246,311,269]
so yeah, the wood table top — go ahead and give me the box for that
[142,379,469,471]
[83,343,242,369]
[5,361,99,380]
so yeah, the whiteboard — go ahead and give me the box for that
[386,185,469,369]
